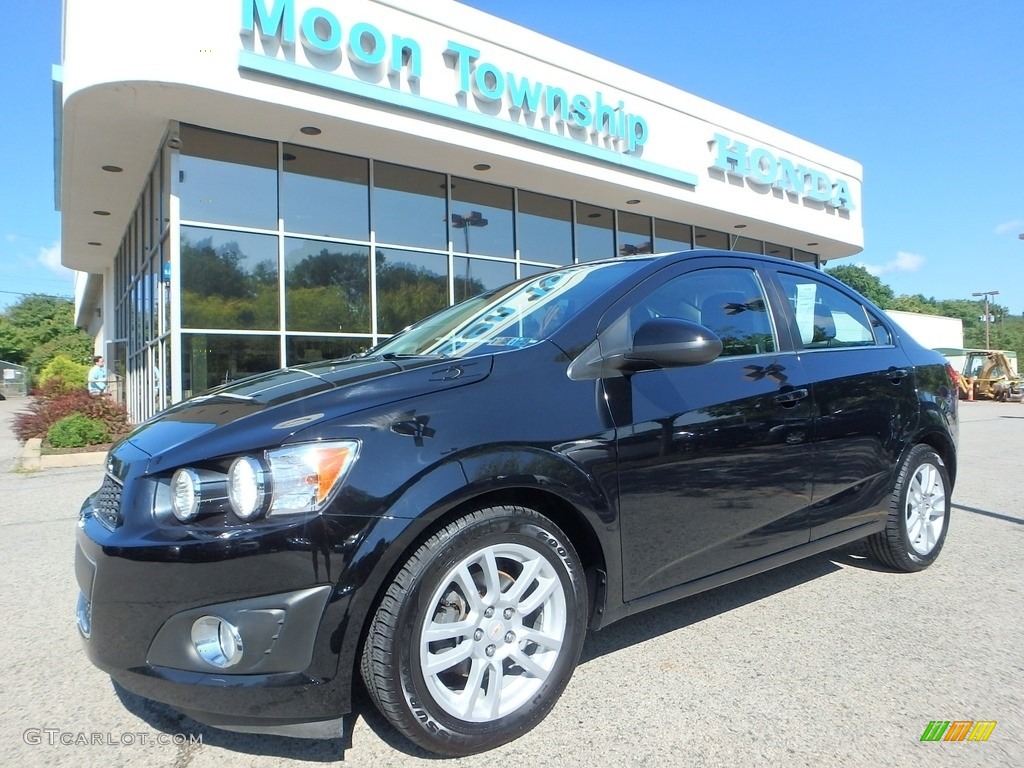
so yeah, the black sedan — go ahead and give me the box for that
[76,250,958,756]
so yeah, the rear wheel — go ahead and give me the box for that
[866,444,950,571]
[360,505,587,756]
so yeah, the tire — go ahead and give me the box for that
[360,505,588,756]
[866,444,950,572]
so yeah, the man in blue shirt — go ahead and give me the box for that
[87,356,108,395]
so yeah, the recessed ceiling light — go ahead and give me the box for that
[93,210,111,216]
[300,126,321,135]
[473,163,491,171]
[88,241,102,246]
[807,242,819,246]
[734,224,747,229]
[587,212,602,219]
[101,165,123,173]
[626,199,641,205]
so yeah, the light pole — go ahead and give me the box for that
[451,210,488,254]
[451,211,488,297]
[972,290,999,349]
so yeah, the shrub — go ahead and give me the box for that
[47,413,110,448]
[13,389,131,443]
[37,354,91,395]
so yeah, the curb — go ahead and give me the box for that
[19,437,107,471]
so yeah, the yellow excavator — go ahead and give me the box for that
[955,351,1023,402]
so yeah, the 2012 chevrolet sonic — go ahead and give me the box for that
[76,250,958,756]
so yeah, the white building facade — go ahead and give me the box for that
[58,0,864,423]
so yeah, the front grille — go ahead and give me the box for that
[94,474,123,529]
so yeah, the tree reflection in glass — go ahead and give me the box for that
[180,227,279,330]
[375,250,449,335]
[285,239,370,333]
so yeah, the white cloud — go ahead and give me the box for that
[994,220,1024,235]
[37,241,72,275]
[863,251,925,277]
[4,233,16,243]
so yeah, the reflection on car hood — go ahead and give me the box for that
[122,355,492,466]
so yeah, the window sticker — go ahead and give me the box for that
[794,283,817,344]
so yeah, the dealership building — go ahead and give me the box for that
[58,0,864,424]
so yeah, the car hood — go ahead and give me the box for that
[119,355,493,471]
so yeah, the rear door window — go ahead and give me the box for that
[775,273,890,348]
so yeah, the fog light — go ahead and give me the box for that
[191,615,243,668]
[76,592,92,639]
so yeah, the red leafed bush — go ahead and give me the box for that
[13,384,131,444]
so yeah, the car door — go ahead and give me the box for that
[770,270,919,539]
[607,262,815,602]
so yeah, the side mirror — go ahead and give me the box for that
[620,318,723,371]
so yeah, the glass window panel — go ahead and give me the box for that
[182,333,281,398]
[732,235,763,254]
[450,177,513,257]
[141,262,151,343]
[575,203,614,262]
[149,169,159,249]
[765,243,793,260]
[158,337,171,411]
[520,263,553,279]
[517,190,572,266]
[285,239,370,333]
[375,249,449,334]
[282,145,369,239]
[180,226,280,330]
[160,239,171,335]
[373,162,447,250]
[654,219,692,253]
[794,249,817,263]
[453,257,516,303]
[178,125,277,229]
[150,255,161,340]
[617,211,652,256]
[142,177,150,255]
[286,335,368,366]
[694,227,729,250]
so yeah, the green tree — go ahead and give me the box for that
[0,295,94,374]
[825,265,895,308]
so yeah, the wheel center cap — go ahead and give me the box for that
[487,621,504,641]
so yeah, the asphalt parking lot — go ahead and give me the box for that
[0,397,1020,767]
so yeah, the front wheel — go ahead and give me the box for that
[360,505,588,756]
[866,444,951,571]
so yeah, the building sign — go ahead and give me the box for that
[238,0,698,187]
[709,133,855,212]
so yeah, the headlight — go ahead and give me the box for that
[265,440,361,516]
[169,440,361,524]
[227,456,269,520]
[171,468,202,521]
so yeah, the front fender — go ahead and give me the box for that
[324,444,619,705]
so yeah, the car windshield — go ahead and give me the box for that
[368,260,643,359]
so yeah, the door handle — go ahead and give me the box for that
[773,388,808,406]
[885,367,909,384]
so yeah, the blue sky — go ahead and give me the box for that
[3,1,1023,313]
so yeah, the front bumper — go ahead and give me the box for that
[75,499,375,735]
